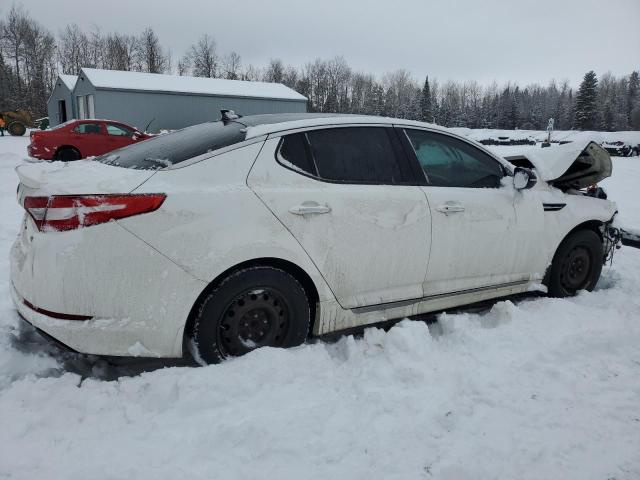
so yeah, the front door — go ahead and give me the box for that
[248,126,431,309]
[401,127,543,296]
[104,123,136,154]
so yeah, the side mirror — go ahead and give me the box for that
[513,167,537,190]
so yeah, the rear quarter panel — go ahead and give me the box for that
[120,142,335,303]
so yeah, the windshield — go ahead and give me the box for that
[96,121,247,170]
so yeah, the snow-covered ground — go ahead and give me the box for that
[1,134,640,479]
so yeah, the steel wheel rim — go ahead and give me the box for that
[218,288,290,356]
[560,246,591,291]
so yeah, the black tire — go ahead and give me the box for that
[55,147,82,161]
[8,121,26,136]
[546,229,603,298]
[192,266,311,364]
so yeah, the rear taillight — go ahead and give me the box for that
[24,194,166,232]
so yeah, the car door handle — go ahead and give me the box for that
[435,203,465,214]
[289,202,331,215]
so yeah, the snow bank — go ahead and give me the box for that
[1,135,640,479]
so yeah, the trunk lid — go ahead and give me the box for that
[16,159,156,201]
[503,140,612,189]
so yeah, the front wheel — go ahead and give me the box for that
[545,229,603,297]
[192,266,311,364]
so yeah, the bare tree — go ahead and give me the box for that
[57,23,89,74]
[241,64,261,82]
[188,34,218,78]
[263,58,285,83]
[1,5,29,96]
[137,27,167,73]
[221,51,241,80]
[103,32,138,71]
[177,53,190,76]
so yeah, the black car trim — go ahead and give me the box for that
[543,203,566,212]
[351,279,530,314]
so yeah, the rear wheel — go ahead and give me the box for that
[7,121,26,136]
[546,229,603,297]
[55,147,81,161]
[192,266,311,364]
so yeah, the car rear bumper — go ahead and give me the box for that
[10,217,207,358]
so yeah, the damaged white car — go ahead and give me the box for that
[10,113,626,363]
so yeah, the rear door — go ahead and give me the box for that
[248,126,431,309]
[400,127,544,296]
[71,121,106,157]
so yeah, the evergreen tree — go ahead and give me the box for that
[574,71,599,130]
[627,71,639,126]
[420,76,433,122]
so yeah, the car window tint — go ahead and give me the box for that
[306,127,403,184]
[95,121,247,170]
[74,123,102,134]
[106,124,134,136]
[278,133,316,175]
[405,129,503,188]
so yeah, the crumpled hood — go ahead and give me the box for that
[15,159,156,196]
[503,140,612,189]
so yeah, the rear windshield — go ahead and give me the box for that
[96,121,246,170]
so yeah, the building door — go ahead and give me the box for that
[58,100,67,123]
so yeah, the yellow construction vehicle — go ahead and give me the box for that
[0,109,33,136]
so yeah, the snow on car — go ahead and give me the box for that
[8,113,626,364]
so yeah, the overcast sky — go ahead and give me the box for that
[12,0,640,87]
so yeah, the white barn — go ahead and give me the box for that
[50,68,308,132]
[47,74,78,126]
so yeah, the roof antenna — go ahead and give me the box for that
[220,109,241,124]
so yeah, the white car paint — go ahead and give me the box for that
[248,136,431,309]
[9,115,618,358]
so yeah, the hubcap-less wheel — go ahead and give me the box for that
[560,246,591,291]
[8,122,26,136]
[191,266,311,364]
[57,148,81,161]
[545,229,603,298]
[219,288,290,356]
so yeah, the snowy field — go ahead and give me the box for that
[1,134,640,479]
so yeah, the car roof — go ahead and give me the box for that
[231,113,451,139]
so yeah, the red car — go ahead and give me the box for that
[28,119,151,161]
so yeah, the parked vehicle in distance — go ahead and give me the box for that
[27,119,151,161]
[0,109,33,136]
[11,113,624,364]
[602,141,640,157]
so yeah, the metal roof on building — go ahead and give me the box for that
[79,68,307,102]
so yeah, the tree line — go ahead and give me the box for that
[1,4,638,130]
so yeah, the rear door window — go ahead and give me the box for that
[277,127,410,184]
[74,123,103,134]
[96,121,247,170]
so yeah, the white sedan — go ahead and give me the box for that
[10,113,620,363]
